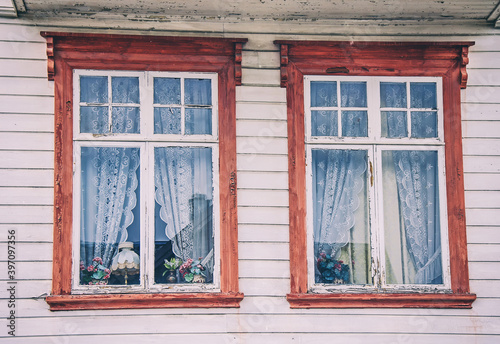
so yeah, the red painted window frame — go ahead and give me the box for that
[275,40,477,309]
[41,32,246,310]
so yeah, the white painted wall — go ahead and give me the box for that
[0,15,499,343]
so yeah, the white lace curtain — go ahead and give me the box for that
[80,147,140,269]
[154,147,214,277]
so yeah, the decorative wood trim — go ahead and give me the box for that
[46,292,244,311]
[234,42,244,86]
[41,32,245,309]
[279,44,289,88]
[277,40,476,308]
[287,293,476,309]
[460,46,470,89]
[45,36,54,81]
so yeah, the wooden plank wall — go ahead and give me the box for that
[0,16,499,343]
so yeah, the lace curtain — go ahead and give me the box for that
[312,149,367,267]
[154,147,214,278]
[80,147,140,270]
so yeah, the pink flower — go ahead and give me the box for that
[104,269,111,274]
[320,252,326,258]
[87,265,94,272]
[93,257,103,264]
[80,261,85,271]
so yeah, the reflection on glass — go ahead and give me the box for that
[185,79,212,106]
[382,150,443,285]
[154,147,214,284]
[382,111,407,138]
[312,149,371,285]
[80,146,141,285]
[185,108,212,135]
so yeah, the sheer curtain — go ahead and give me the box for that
[312,149,368,283]
[154,147,214,277]
[80,147,140,270]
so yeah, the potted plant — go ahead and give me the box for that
[179,257,206,283]
[316,252,350,284]
[162,257,183,283]
[80,257,111,285]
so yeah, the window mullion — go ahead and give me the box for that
[181,77,186,135]
[368,145,383,289]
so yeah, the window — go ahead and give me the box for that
[277,40,477,308]
[42,32,246,310]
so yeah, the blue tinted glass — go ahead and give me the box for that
[380,82,407,108]
[411,111,438,138]
[185,79,212,106]
[154,78,181,105]
[341,82,367,107]
[112,77,140,104]
[80,106,108,133]
[382,111,408,138]
[310,81,337,107]
[111,107,140,133]
[311,110,338,136]
[154,107,181,134]
[80,76,108,103]
[410,82,437,109]
[342,111,368,137]
[185,108,212,135]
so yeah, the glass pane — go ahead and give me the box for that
[380,82,407,108]
[80,106,109,134]
[154,107,181,134]
[410,82,437,109]
[154,147,214,284]
[80,76,108,103]
[112,77,140,104]
[411,111,438,138]
[340,82,367,107]
[111,107,140,134]
[185,108,212,135]
[310,81,337,107]
[382,111,408,138]
[80,146,141,286]
[311,110,338,136]
[342,111,368,137]
[185,79,212,106]
[154,78,181,105]
[312,149,371,285]
[382,150,443,285]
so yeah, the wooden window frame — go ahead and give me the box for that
[41,32,246,310]
[275,40,477,309]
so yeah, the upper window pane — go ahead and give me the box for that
[80,106,108,134]
[185,79,212,106]
[154,78,181,105]
[380,82,407,108]
[80,76,107,103]
[112,77,140,104]
[311,81,337,107]
[341,82,367,107]
[410,82,437,109]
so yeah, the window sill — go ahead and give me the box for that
[46,292,244,311]
[287,292,476,309]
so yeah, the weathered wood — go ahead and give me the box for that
[287,293,477,309]
[45,292,244,311]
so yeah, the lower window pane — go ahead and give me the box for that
[154,147,214,284]
[312,149,371,285]
[382,150,443,285]
[80,147,141,286]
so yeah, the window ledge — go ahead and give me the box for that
[46,292,244,311]
[287,292,476,309]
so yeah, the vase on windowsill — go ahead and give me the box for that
[165,270,178,283]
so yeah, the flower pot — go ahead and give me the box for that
[165,270,177,283]
[192,275,206,283]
